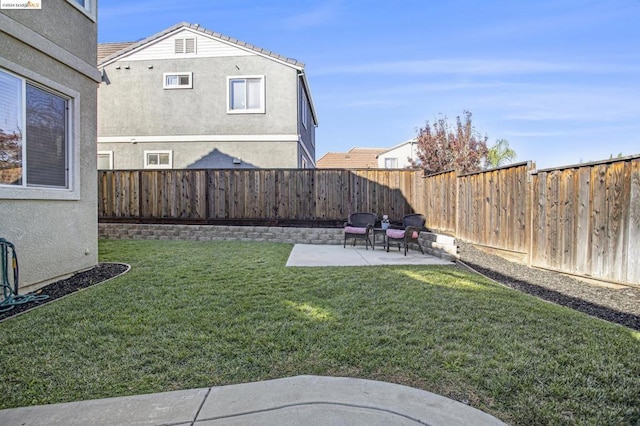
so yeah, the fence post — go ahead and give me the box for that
[455,171,460,238]
[528,164,535,267]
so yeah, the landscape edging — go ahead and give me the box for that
[98,223,458,260]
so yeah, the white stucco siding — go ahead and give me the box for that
[123,29,254,62]
[377,141,418,168]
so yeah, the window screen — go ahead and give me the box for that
[25,84,68,188]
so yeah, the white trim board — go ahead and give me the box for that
[0,14,101,83]
[98,134,301,143]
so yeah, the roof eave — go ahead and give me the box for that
[98,22,305,70]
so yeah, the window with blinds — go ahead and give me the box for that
[174,38,196,54]
[0,70,23,186]
[25,84,68,188]
[0,68,70,189]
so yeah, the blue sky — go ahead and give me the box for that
[98,0,640,169]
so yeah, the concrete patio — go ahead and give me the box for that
[0,376,506,425]
[286,243,455,267]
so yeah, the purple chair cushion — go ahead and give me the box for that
[386,229,405,239]
[386,229,419,239]
[345,226,368,234]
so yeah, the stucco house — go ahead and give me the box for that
[0,0,100,291]
[377,138,418,168]
[97,22,318,170]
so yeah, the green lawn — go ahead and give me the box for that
[1,240,639,425]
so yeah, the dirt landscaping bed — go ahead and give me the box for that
[457,241,640,331]
[0,263,129,322]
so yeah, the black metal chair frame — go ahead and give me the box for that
[344,212,377,250]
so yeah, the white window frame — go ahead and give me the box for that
[174,37,197,55]
[163,72,193,89]
[144,150,173,169]
[65,0,96,21]
[385,158,398,168]
[0,59,80,201]
[227,75,265,114]
[97,151,113,170]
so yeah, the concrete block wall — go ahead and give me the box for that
[98,224,458,260]
[98,224,345,245]
[419,232,459,261]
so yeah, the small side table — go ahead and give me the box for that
[372,228,387,250]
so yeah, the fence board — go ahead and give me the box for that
[607,162,627,281]
[627,159,640,283]
[575,167,591,275]
[590,165,607,278]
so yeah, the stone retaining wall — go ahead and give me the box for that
[98,224,458,261]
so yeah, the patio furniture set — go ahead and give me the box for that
[343,213,427,256]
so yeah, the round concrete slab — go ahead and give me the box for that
[0,376,506,426]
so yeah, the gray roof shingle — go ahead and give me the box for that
[316,148,387,169]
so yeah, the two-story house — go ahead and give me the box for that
[377,139,418,168]
[0,0,100,291]
[97,22,318,170]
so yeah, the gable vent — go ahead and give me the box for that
[185,38,195,53]
[175,38,196,54]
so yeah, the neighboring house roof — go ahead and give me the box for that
[97,21,317,126]
[317,148,387,169]
[97,42,136,63]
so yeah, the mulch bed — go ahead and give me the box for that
[457,241,640,331]
[0,263,128,322]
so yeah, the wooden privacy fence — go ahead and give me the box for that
[530,158,640,285]
[457,162,532,255]
[428,158,639,285]
[99,169,424,225]
[98,155,640,285]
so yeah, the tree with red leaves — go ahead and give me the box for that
[0,129,22,171]
[414,110,488,175]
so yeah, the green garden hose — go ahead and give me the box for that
[0,238,48,313]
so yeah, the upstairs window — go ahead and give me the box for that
[97,151,113,170]
[144,150,172,169]
[227,76,265,114]
[163,72,193,89]
[67,0,96,20]
[301,89,309,129]
[175,38,196,54]
[385,158,398,168]
[0,68,70,189]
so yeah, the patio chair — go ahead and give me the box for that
[385,213,426,255]
[344,212,377,250]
